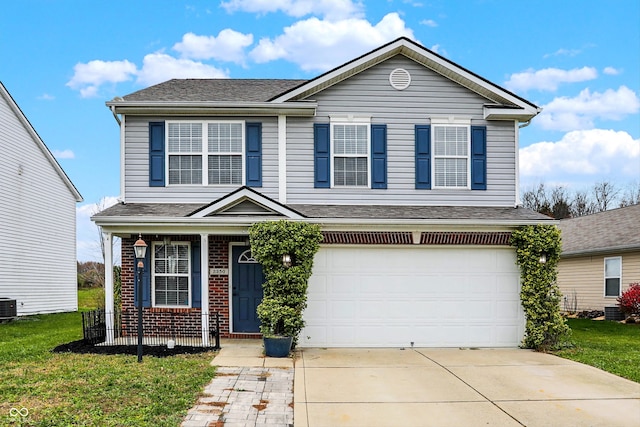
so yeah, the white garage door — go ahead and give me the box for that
[300,246,524,348]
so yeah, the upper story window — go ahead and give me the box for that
[332,121,370,187]
[153,242,191,307]
[167,121,244,186]
[604,256,622,297]
[433,125,470,189]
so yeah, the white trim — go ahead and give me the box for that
[151,240,192,308]
[278,115,287,203]
[190,187,304,219]
[200,234,210,346]
[430,116,472,125]
[604,256,623,298]
[514,121,521,207]
[120,114,126,201]
[165,120,246,187]
[431,124,471,190]
[330,119,371,188]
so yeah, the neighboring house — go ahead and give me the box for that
[0,82,83,315]
[93,37,552,348]
[557,204,640,313]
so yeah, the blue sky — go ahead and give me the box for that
[1,0,638,261]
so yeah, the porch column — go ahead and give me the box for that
[200,233,210,347]
[104,232,115,344]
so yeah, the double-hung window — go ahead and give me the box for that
[153,242,191,307]
[168,123,203,185]
[332,122,369,187]
[208,122,243,185]
[167,121,244,186]
[433,124,470,188]
[604,257,622,297]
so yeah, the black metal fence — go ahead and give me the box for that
[81,309,221,349]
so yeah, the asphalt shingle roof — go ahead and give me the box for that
[559,203,640,255]
[95,202,551,223]
[122,79,308,103]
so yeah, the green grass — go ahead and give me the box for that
[77,287,105,311]
[0,311,216,426]
[555,318,640,383]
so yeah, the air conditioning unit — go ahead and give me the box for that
[0,298,17,319]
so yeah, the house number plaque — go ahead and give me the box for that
[209,268,229,275]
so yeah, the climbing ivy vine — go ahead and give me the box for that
[249,220,323,346]
[510,224,571,351]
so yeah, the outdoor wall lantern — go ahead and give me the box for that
[133,234,147,363]
[282,254,292,268]
[539,253,547,264]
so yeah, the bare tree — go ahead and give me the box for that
[592,181,620,212]
[572,190,596,217]
[619,181,640,207]
[550,186,572,219]
[521,183,552,217]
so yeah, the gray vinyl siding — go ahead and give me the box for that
[287,55,517,206]
[0,93,78,315]
[123,116,280,202]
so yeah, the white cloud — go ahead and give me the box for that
[603,66,621,75]
[543,47,582,58]
[38,93,55,101]
[220,0,364,20]
[66,59,137,98]
[536,86,640,131]
[420,19,438,27]
[136,53,229,86]
[173,30,253,63]
[504,66,597,92]
[76,197,120,262]
[519,129,640,185]
[250,12,414,71]
[52,149,75,159]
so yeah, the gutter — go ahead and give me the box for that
[110,104,121,126]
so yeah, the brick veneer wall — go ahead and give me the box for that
[120,235,246,340]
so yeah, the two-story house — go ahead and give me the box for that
[93,37,552,348]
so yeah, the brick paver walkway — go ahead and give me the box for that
[181,366,294,427]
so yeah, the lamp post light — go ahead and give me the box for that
[133,234,147,363]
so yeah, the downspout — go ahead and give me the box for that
[110,105,121,126]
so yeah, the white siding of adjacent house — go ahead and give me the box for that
[557,252,640,312]
[123,116,280,202]
[0,91,78,315]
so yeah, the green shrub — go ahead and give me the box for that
[511,224,571,351]
[249,220,322,346]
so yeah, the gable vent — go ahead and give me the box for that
[389,68,411,90]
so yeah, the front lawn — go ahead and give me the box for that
[555,318,640,383]
[0,311,216,426]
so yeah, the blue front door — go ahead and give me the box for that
[232,246,264,332]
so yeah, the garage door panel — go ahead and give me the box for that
[301,246,524,348]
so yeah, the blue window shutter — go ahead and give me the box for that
[371,124,387,189]
[415,125,431,189]
[135,247,152,308]
[471,125,487,190]
[191,242,202,308]
[314,123,330,188]
[149,122,165,187]
[245,122,262,187]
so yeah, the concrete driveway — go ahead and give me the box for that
[294,348,640,427]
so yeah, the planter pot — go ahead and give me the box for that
[264,336,293,357]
